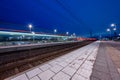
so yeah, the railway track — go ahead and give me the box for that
[0,41,93,80]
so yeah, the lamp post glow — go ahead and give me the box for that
[107,28,110,32]
[28,24,32,32]
[66,32,69,35]
[106,23,118,40]
[110,23,117,33]
[119,33,120,36]
[111,23,115,27]
[113,28,116,31]
[54,29,57,34]
[107,28,111,40]
[111,24,117,39]
[73,33,76,36]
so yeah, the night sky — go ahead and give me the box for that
[0,0,120,37]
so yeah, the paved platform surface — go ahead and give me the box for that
[5,41,120,80]
[90,41,120,80]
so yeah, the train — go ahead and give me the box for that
[0,31,97,46]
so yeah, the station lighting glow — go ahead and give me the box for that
[28,24,33,32]
[32,31,35,34]
[73,33,76,36]
[107,28,110,32]
[54,29,57,33]
[66,32,69,35]
[111,23,115,27]
[29,24,32,29]
[113,28,116,31]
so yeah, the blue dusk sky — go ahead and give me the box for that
[0,0,120,37]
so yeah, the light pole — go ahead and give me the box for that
[66,32,69,35]
[111,23,116,27]
[111,23,117,40]
[106,23,118,40]
[119,33,120,36]
[54,29,57,34]
[73,33,76,36]
[107,28,110,32]
[28,24,32,33]
[107,28,111,40]
[113,28,116,31]
[32,31,35,43]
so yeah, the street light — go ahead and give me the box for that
[54,29,57,33]
[113,28,116,31]
[31,31,35,43]
[106,23,118,40]
[73,33,76,36]
[111,23,116,27]
[107,28,110,32]
[111,24,117,39]
[119,33,120,36]
[111,23,117,30]
[66,32,69,35]
[28,24,32,32]
[107,28,111,40]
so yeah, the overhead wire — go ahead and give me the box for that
[54,0,89,28]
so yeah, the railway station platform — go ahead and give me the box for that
[4,41,120,80]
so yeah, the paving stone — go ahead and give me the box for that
[38,70,55,80]
[72,74,87,80]
[55,58,64,62]
[77,68,92,79]
[62,66,76,76]
[48,61,58,66]
[39,64,52,71]
[11,74,28,80]
[84,61,94,66]
[81,54,88,58]
[76,57,85,61]
[52,72,70,80]
[65,59,73,63]
[87,56,96,60]
[73,59,84,64]
[26,68,42,78]
[68,62,80,70]
[50,64,63,73]
[67,57,75,61]
[30,76,40,80]
[81,64,93,71]
[58,62,68,67]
